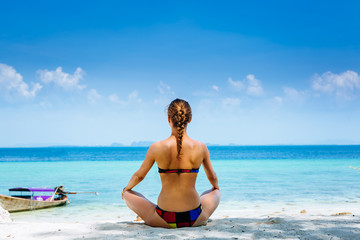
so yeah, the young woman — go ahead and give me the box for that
[122,98,220,228]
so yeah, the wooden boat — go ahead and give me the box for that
[0,186,69,212]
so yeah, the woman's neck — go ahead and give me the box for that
[170,128,188,138]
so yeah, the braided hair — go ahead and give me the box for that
[167,99,192,160]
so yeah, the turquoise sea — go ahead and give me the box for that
[1,146,360,222]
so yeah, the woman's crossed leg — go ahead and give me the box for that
[122,188,220,228]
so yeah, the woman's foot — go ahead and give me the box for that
[134,215,143,222]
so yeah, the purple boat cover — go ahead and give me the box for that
[9,187,54,192]
[34,196,53,201]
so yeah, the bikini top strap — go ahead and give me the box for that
[158,168,199,173]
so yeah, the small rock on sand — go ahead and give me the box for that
[264,217,284,224]
[331,212,352,216]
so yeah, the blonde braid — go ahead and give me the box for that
[168,99,192,160]
[176,109,186,159]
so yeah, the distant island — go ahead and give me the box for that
[109,143,125,147]
[109,141,154,147]
[130,141,154,147]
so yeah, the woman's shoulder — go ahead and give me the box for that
[148,139,171,151]
[186,138,208,152]
[147,139,174,161]
[148,141,161,151]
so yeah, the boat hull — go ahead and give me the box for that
[0,194,68,212]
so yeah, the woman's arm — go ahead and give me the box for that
[202,144,220,190]
[122,143,157,195]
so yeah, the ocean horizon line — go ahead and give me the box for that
[1,143,360,149]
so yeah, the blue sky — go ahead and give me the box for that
[1,1,360,147]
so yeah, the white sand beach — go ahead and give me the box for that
[1,204,359,240]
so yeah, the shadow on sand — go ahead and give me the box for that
[62,216,360,240]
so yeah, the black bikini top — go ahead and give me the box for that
[158,167,199,173]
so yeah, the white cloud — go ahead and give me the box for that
[283,87,307,103]
[128,90,139,101]
[39,100,52,108]
[37,67,86,91]
[193,84,220,97]
[312,70,360,100]
[228,77,244,91]
[157,81,174,95]
[222,97,241,108]
[109,90,141,105]
[109,94,121,104]
[87,89,102,103]
[0,63,42,98]
[273,96,283,103]
[228,74,264,97]
[212,85,219,91]
[155,81,175,104]
[246,74,264,97]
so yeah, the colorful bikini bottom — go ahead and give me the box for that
[156,204,202,228]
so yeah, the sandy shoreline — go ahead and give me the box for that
[1,206,360,240]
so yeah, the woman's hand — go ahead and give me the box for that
[122,187,128,199]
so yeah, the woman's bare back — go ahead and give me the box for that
[154,135,206,211]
